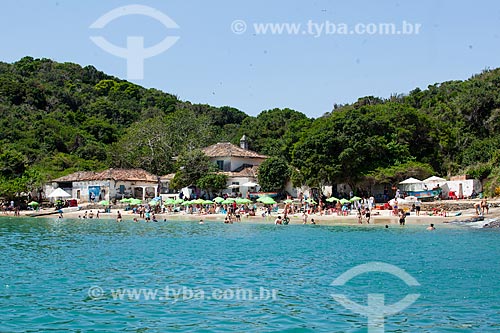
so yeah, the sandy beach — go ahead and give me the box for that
[16,201,500,227]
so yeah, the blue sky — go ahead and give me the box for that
[1,0,500,118]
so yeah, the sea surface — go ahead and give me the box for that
[1,216,499,332]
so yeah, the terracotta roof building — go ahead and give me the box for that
[48,168,160,203]
[53,168,158,183]
[202,142,267,160]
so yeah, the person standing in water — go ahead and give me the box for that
[116,211,122,222]
[399,209,406,226]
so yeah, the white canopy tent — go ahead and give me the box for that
[423,176,446,183]
[399,177,422,184]
[47,188,71,198]
[399,177,423,192]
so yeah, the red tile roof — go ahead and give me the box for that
[202,142,267,159]
[53,168,158,182]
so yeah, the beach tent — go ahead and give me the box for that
[423,176,446,183]
[47,188,71,198]
[399,177,423,192]
[399,177,422,184]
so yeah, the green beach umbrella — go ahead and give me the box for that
[182,200,193,206]
[235,198,252,204]
[213,197,224,203]
[164,198,175,205]
[350,196,362,202]
[191,198,205,204]
[283,199,294,204]
[258,196,276,205]
[202,200,214,205]
[340,198,350,204]
[27,201,39,206]
[174,198,185,204]
[221,199,234,204]
[130,198,142,205]
[99,200,110,206]
[326,197,339,202]
[120,198,132,203]
[306,198,317,205]
[149,200,160,206]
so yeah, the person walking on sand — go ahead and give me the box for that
[481,198,489,215]
[365,207,371,224]
[302,212,308,224]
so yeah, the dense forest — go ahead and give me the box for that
[1,56,500,199]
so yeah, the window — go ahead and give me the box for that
[216,160,224,170]
[76,190,80,199]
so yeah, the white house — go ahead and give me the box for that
[202,136,268,197]
[46,168,159,203]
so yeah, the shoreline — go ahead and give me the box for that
[9,206,499,227]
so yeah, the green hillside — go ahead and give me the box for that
[1,56,500,199]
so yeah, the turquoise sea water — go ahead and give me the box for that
[1,217,499,332]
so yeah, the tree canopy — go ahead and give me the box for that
[2,57,500,199]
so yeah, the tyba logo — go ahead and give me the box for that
[90,5,180,80]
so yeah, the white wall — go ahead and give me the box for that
[445,179,481,198]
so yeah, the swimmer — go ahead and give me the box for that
[427,223,436,231]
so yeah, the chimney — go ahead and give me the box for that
[240,135,248,150]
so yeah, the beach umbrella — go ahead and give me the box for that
[174,198,185,204]
[213,197,224,203]
[241,181,259,187]
[202,200,214,205]
[340,198,350,204]
[283,199,294,204]
[164,198,176,205]
[149,201,160,206]
[99,200,110,206]
[326,197,339,202]
[129,198,142,205]
[221,199,234,204]
[182,200,193,206]
[191,198,205,204]
[306,198,317,205]
[235,198,252,204]
[350,196,362,202]
[120,198,133,203]
[28,201,39,206]
[257,196,276,205]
